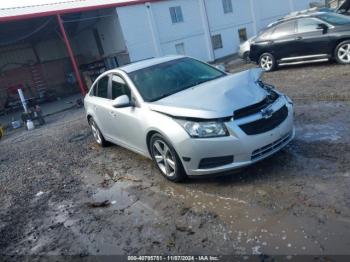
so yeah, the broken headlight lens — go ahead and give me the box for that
[175,120,229,138]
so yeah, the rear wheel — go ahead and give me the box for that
[259,53,276,72]
[335,41,350,64]
[89,118,108,147]
[150,133,186,182]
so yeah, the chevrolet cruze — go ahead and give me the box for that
[84,56,294,182]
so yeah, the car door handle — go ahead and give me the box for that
[295,36,303,40]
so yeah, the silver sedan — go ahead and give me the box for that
[84,56,294,182]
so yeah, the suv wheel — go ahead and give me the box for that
[335,41,350,64]
[89,118,108,147]
[243,52,250,63]
[259,53,276,72]
[150,133,186,182]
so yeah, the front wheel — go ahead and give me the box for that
[89,118,108,147]
[150,134,187,182]
[335,41,350,64]
[259,53,276,72]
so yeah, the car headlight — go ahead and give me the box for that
[175,119,229,138]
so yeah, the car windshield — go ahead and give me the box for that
[128,57,226,102]
[317,13,350,25]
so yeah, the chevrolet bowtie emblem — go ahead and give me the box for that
[261,107,274,119]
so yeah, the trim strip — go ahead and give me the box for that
[279,58,329,66]
[280,54,328,62]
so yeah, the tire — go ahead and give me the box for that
[335,40,350,64]
[243,52,250,63]
[259,53,276,72]
[88,118,108,147]
[150,133,187,182]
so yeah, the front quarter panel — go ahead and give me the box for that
[143,109,190,159]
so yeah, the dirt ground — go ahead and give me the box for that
[1,60,350,258]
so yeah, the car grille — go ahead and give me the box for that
[239,105,288,135]
[251,132,293,161]
[198,155,234,169]
[233,93,279,120]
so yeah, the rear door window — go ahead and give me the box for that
[259,27,274,40]
[271,21,296,39]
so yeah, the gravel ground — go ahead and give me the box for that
[1,60,350,258]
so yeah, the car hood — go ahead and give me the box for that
[148,68,267,119]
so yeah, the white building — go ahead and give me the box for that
[116,0,318,62]
[0,0,321,102]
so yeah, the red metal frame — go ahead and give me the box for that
[57,13,86,96]
[0,0,164,23]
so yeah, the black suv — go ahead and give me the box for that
[249,12,350,71]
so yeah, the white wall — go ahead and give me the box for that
[117,0,318,62]
[251,0,315,31]
[117,4,159,62]
[204,0,255,58]
[117,0,210,62]
[72,11,127,63]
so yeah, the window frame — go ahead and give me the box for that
[270,20,297,39]
[211,34,223,50]
[91,75,110,99]
[110,74,132,101]
[175,42,185,55]
[169,6,184,24]
[238,28,248,43]
[110,73,140,107]
[222,0,233,14]
[296,17,328,34]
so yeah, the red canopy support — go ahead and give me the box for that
[56,13,86,96]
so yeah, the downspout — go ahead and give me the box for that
[56,13,86,96]
[145,2,162,57]
[198,0,215,61]
[249,0,258,35]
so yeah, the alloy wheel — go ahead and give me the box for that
[260,55,273,71]
[90,121,102,144]
[152,140,176,178]
[338,44,350,63]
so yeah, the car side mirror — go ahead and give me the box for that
[317,23,328,34]
[112,95,131,108]
[215,64,227,72]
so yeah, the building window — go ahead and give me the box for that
[169,6,184,23]
[222,0,233,14]
[238,28,248,43]
[211,34,223,50]
[175,43,185,55]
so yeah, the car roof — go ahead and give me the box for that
[119,55,184,73]
[267,11,327,28]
